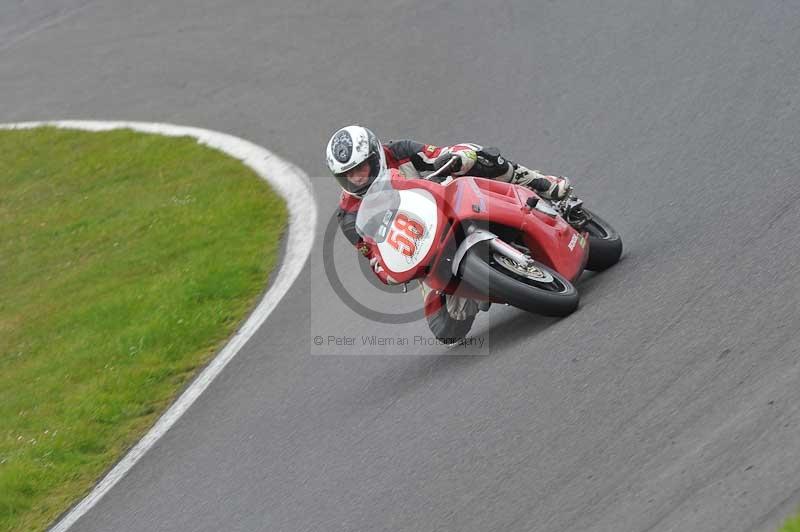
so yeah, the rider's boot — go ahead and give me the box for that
[513,165,571,200]
[423,287,480,344]
[445,294,479,320]
[422,284,481,319]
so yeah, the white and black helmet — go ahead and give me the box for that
[325,125,387,197]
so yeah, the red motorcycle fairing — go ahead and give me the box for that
[357,170,448,285]
[365,170,588,288]
[437,176,589,283]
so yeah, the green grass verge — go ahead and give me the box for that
[781,511,800,532]
[0,127,287,531]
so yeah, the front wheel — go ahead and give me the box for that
[583,209,623,271]
[459,244,579,317]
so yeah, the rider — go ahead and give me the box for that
[326,124,571,285]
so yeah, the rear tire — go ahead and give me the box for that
[460,244,579,317]
[583,209,623,271]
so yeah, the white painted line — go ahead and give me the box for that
[0,121,316,532]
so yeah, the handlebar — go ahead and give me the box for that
[425,155,459,182]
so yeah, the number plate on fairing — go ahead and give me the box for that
[377,189,438,273]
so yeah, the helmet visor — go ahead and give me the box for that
[334,152,382,196]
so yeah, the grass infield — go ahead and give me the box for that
[782,511,800,532]
[0,127,287,531]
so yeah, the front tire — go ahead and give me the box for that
[459,244,579,317]
[583,209,623,271]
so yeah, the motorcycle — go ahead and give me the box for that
[354,156,622,343]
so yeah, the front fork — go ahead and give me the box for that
[450,225,535,278]
[485,235,533,266]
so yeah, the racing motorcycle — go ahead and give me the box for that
[355,154,622,343]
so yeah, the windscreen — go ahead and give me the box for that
[354,170,400,243]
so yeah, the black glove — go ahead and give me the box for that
[433,153,462,174]
[477,147,503,165]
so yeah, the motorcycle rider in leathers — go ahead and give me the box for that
[326,124,572,324]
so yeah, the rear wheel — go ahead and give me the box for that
[583,209,623,271]
[459,244,579,317]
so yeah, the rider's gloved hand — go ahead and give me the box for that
[369,256,399,285]
[358,239,399,285]
[434,152,460,174]
[434,149,477,176]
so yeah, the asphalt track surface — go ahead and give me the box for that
[3,1,800,531]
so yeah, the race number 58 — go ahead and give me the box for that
[387,213,424,257]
